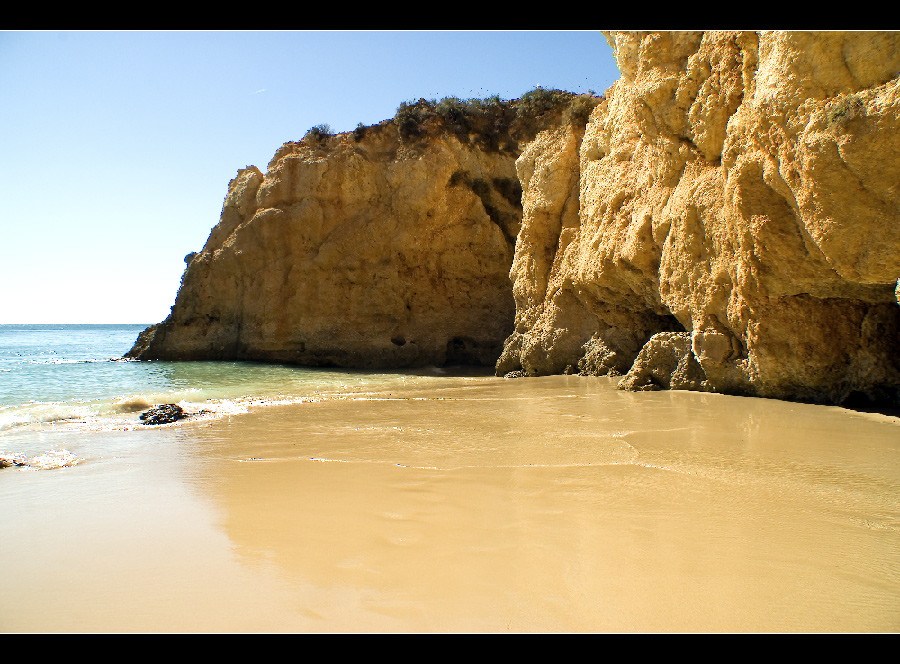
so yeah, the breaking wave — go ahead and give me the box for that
[0,449,82,470]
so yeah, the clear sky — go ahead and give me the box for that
[0,30,620,324]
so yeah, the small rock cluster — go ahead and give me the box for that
[139,404,187,426]
[0,454,27,469]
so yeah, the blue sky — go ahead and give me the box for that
[0,30,620,324]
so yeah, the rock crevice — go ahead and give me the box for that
[497,31,900,406]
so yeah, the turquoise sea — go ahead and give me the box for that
[0,323,486,467]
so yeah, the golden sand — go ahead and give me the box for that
[2,376,898,632]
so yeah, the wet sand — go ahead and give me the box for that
[1,375,898,632]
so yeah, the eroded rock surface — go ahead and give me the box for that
[497,31,900,406]
[129,32,900,407]
[139,404,187,426]
[128,96,597,369]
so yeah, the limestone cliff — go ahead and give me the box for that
[130,32,900,407]
[497,31,900,406]
[127,94,597,368]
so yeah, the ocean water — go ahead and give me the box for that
[2,324,899,631]
[0,323,480,465]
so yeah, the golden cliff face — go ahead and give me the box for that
[127,96,594,368]
[130,32,900,406]
[499,31,900,405]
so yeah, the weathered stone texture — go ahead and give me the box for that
[130,130,520,367]
[129,32,900,407]
[128,97,597,369]
[499,31,900,406]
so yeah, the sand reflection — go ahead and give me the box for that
[196,376,900,632]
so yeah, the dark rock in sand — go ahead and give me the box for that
[139,404,187,426]
[0,455,27,469]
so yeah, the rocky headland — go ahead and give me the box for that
[128,91,597,368]
[129,31,900,407]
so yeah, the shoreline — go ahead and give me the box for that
[2,375,898,632]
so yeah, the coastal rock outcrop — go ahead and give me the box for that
[127,95,598,368]
[129,32,900,407]
[497,31,900,406]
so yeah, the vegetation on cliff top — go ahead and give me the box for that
[391,87,602,150]
[298,87,602,151]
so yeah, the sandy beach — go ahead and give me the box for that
[2,374,898,632]
[5,30,900,635]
